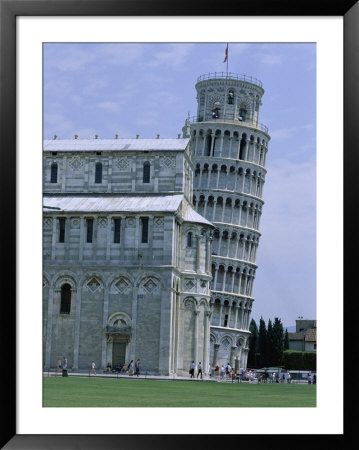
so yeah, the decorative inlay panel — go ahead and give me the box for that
[116,157,130,171]
[86,277,101,293]
[114,277,130,294]
[68,156,85,170]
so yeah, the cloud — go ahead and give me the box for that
[147,91,179,106]
[98,101,121,113]
[44,43,145,75]
[44,45,96,72]
[82,79,109,97]
[270,127,298,140]
[250,51,283,66]
[147,44,195,68]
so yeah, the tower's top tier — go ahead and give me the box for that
[194,72,265,128]
[197,72,263,88]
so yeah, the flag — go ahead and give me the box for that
[223,44,228,63]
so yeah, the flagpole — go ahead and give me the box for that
[226,43,229,78]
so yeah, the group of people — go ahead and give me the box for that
[212,364,257,382]
[257,371,291,383]
[57,356,68,375]
[189,361,203,379]
[89,358,141,376]
[307,372,316,384]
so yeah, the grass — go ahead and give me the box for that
[43,376,316,407]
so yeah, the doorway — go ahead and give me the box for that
[112,341,126,367]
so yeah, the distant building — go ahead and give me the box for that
[288,319,316,352]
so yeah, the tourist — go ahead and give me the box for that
[220,365,225,380]
[90,360,96,375]
[62,356,68,377]
[128,360,134,376]
[197,362,203,379]
[189,361,195,378]
[239,367,244,381]
[135,359,140,376]
[225,363,231,378]
[214,365,220,378]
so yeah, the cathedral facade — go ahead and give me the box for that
[43,73,270,376]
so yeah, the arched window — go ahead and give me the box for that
[59,218,66,243]
[239,134,247,160]
[238,107,247,121]
[228,90,234,104]
[143,162,150,183]
[60,283,71,314]
[50,163,58,183]
[95,162,102,184]
[206,134,212,155]
[86,218,94,243]
[187,232,193,247]
[141,217,149,243]
[211,108,219,119]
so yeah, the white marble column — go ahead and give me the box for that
[222,268,227,292]
[234,305,239,329]
[203,310,211,375]
[73,288,82,370]
[44,287,55,368]
[194,309,200,364]
[218,302,223,326]
[100,287,110,369]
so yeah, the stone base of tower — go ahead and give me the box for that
[209,326,250,371]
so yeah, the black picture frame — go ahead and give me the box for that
[1,0,356,448]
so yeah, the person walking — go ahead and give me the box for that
[220,365,225,380]
[128,360,134,376]
[62,356,68,377]
[135,359,140,376]
[197,362,203,379]
[239,367,244,381]
[225,363,231,378]
[90,360,96,375]
[189,361,195,378]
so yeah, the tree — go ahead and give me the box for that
[266,319,273,366]
[272,317,284,366]
[258,316,267,368]
[248,319,258,368]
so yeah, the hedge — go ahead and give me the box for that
[284,350,316,370]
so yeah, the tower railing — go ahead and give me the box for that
[189,115,268,134]
[197,72,263,88]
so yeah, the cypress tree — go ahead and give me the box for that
[258,316,267,368]
[272,317,284,366]
[266,319,273,366]
[248,319,258,368]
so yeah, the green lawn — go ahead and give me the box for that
[43,376,316,407]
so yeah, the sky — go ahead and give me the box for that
[43,42,316,329]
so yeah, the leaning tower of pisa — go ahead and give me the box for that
[187,72,270,371]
